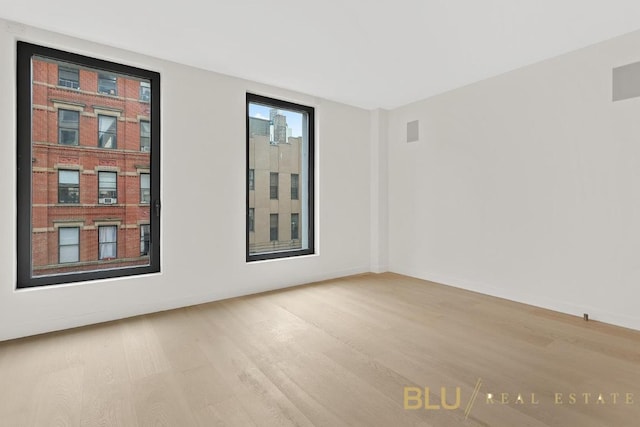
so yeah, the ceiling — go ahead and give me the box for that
[4,1,640,110]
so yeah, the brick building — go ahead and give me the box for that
[31,57,151,276]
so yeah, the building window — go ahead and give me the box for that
[98,73,117,95]
[140,224,150,256]
[246,94,314,261]
[291,213,299,240]
[58,170,79,204]
[17,42,161,288]
[98,171,117,204]
[98,115,117,148]
[270,172,278,199]
[140,120,150,152]
[58,66,79,89]
[139,81,150,102]
[98,225,117,260]
[140,173,150,204]
[59,227,79,263]
[249,208,254,232]
[58,109,79,145]
[270,214,278,241]
[291,174,299,200]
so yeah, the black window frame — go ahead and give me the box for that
[246,93,315,262]
[58,169,80,204]
[58,109,79,145]
[17,41,161,288]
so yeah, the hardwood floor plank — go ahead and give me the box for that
[0,272,638,426]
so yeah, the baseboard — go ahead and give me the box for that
[392,266,640,332]
[1,265,372,342]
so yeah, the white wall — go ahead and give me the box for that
[0,20,372,341]
[388,29,640,331]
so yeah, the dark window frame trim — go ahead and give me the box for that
[17,41,161,289]
[246,93,315,262]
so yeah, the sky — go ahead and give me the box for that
[248,103,303,138]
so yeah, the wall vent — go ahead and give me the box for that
[407,120,419,143]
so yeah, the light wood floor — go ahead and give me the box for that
[1,273,639,426]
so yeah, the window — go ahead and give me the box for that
[98,171,117,203]
[98,226,117,260]
[58,109,79,145]
[140,225,150,256]
[98,73,117,95]
[58,66,79,89]
[270,214,278,241]
[59,227,80,263]
[140,120,150,152]
[139,81,150,102]
[246,93,314,261]
[98,115,117,148]
[140,173,150,204]
[58,170,79,204]
[18,42,161,288]
[270,172,278,199]
[291,174,299,200]
[291,213,299,240]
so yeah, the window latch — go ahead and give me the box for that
[154,200,161,217]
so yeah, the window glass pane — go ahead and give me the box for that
[58,170,79,204]
[59,246,79,263]
[59,170,79,184]
[247,95,313,259]
[99,226,117,259]
[140,224,150,255]
[140,173,150,203]
[139,81,151,102]
[98,115,117,148]
[59,227,79,264]
[140,120,150,151]
[59,227,79,245]
[98,74,117,95]
[18,43,159,288]
[98,172,117,201]
[58,110,79,145]
[58,66,79,89]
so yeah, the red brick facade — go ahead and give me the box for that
[31,58,151,276]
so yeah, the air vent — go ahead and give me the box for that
[407,120,419,143]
